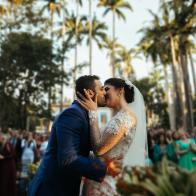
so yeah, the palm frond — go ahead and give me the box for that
[115,9,126,20]
[103,8,110,16]
[118,2,133,12]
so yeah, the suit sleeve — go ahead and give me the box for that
[56,108,107,182]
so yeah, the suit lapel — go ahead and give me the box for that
[72,100,91,153]
[72,100,89,123]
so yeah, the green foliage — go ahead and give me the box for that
[98,0,133,20]
[0,0,194,132]
[83,16,108,48]
[117,158,196,196]
[65,13,87,44]
[0,0,48,37]
[0,32,66,130]
[138,0,195,130]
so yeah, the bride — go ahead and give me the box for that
[77,78,147,196]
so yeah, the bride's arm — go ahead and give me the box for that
[88,110,102,151]
[89,111,133,156]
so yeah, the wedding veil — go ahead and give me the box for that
[123,82,148,167]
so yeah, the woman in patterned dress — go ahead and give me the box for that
[78,78,147,196]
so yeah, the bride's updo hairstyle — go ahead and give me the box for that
[104,78,134,103]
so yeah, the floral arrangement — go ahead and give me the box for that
[116,158,196,196]
[28,161,40,180]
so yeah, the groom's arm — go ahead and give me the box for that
[56,108,107,182]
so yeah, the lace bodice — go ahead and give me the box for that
[105,111,134,134]
[101,111,136,160]
[82,111,136,196]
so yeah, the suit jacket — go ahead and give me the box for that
[28,101,107,196]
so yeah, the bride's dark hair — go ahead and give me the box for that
[104,78,134,103]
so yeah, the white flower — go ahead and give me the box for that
[124,79,134,88]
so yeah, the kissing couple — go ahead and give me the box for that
[29,75,147,196]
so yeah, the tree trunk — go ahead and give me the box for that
[73,2,79,100]
[48,10,54,116]
[60,2,67,112]
[26,116,30,132]
[48,87,52,117]
[89,0,92,74]
[189,50,196,95]
[163,65,176,130]
[179,38,194,131]
[169,35,184,129]
[60,57,64,112]
[19,90,24,130]
[111,11,115,77]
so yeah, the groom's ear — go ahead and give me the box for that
[85,89,95,98]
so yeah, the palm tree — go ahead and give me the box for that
[65,12,86,99]
[138,0,195,130]
[41,0,62,37]
[88,0,92,74]
[138,25,177,130]
[40,0,62,116]
[97,0,132,76]
[160,0,187,127]
[115,46,136,79]
[164,0,195,130]
[58,0,69,111]
[65,13,86,42]
[6,0,23,31]
[83,16,108,71]
[0,5,6,16]
[7,0,23,12]
[188,46,196,95]
[0,5,7,54]
[73,0,83,88]
[100,36,123,75]
[58,38,73,111]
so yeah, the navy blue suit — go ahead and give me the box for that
[28,101,107,196]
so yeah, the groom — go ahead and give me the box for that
[28,75,120,196]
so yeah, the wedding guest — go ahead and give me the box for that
[176,130,196,171]
[0,134,17,196]
[153,132,167,163]
[21,132,36,177]
[166,131,179,163]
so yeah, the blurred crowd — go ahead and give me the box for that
[1,126,196,196]
[147,126,196,171]
[0,128,49,196]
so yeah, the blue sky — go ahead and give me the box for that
[1,0,161,99]
[67,0,160,81]
[64,0,160,99]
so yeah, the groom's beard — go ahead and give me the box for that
[92,94,106,107]
[98,101,106,107]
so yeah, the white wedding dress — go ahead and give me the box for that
[82,111,136,196]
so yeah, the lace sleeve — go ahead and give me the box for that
[90,111,136,156]
[104,112,134,135]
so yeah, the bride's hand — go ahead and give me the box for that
[77,89,98,111]
[106,158,123,178]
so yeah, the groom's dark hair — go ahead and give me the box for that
[75,75,100,98]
